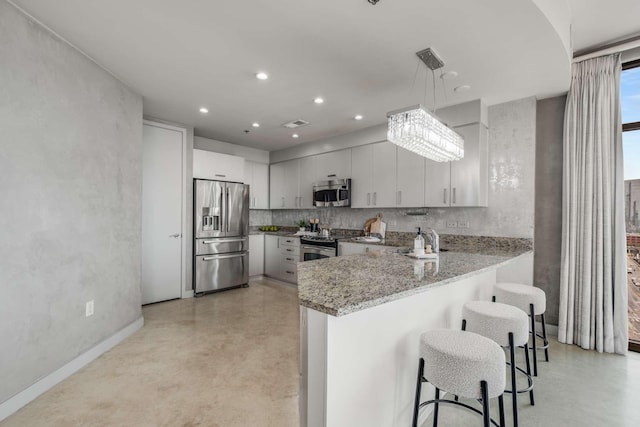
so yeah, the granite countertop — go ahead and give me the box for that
[297,248,531,317]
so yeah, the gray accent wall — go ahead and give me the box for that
[534,95,566,325]
[272,98,537,239]
[0,1,143,404]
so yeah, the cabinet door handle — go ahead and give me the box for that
[443,188,447,205]
[299,196,303,207]
[367,193,371,206]
[397,190,402,205]
[285,257,295,261]
[285,270,295,275]
[286,249,294,252]
[327,174,336,178]
[452,187,456,204]
[373,192,377,206]
[215,174,226,178]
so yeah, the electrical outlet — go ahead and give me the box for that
[85,300,94,317]
[458,221,470,229]
[446,221,457,228]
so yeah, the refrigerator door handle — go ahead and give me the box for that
[203,253,246,261]
[226,187,230,232]
[202,238,246,244]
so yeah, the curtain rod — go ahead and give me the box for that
[573,35,640,63]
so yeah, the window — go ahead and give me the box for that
[622,59,640,352]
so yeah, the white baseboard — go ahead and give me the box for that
[0,316,144,422]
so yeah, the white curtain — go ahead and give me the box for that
[559,54,628,355]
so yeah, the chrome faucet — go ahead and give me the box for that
[424,228,439,253]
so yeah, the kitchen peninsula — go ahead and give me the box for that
[298,246,532,427]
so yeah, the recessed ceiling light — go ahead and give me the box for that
[252,122,260,128]
[314,97,324,104]
[354,115,363,120]
[292,134,299,138]
[256,72,269,80]
[441,71,459,80]
[199,107,209,113]
[454,85,471,92]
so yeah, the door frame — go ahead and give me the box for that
[143,119,190,299]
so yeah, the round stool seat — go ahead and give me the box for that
[420,330,506,400]
[494,282,546,314]
[463,301,529,347]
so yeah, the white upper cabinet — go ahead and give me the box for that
[315,149,352,181]
[424,123,488,207]
[270,158,313,209]
[193,149,245,182]
[244,161,269,209]
[424,159,451,207]
[282,159,300,209]
[396,147,425,207]
[351,142,397,208]
[269,162,287,209]
[450,124,488,207]
[298,156,316,208]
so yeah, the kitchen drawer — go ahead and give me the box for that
[281,261,298,283]
[279,236,300,246]
[281,245,300,256]
[195,237,247,256]
[282,253,299,264]
[194,252,249,293]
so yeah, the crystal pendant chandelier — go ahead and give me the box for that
[386,48,464,162]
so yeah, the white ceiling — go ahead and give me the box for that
[9,0,638,151]
[569,0,640,53]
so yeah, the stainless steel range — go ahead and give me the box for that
[300,236,339,261]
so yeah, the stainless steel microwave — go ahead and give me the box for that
[313,179,351,207]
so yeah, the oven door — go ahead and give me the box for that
[301,245,336,261]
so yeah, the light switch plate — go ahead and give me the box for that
[446,221,457,228]
[458,221,470,228]
[86,300,94,317]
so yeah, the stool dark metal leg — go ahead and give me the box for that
[523,343,534,406]
[413,358,425,427]
[481,380,490,427]
[433,387,440,427]
[541,313,550,362]
[508,333,518,427]
[529,303,538,377]
[498,394,506,427]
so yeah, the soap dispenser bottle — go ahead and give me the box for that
[414,227,425,254]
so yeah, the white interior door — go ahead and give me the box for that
[142,123,183,304]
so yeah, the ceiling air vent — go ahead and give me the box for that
[282,119,310,129]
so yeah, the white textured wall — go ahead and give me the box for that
[0,2,143,404]
[271,98,537,238]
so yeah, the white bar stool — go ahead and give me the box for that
[493,282,549,376]
[413,330,506,427]
[462,301,534,427]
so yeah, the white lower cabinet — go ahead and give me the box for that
[248,234,264,276]
[264,235,299,284]
[265,235,280,277]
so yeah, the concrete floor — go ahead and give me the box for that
[1,278,299,427]
[2,277,640,426]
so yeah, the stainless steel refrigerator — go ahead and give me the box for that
[194,179,249,294]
